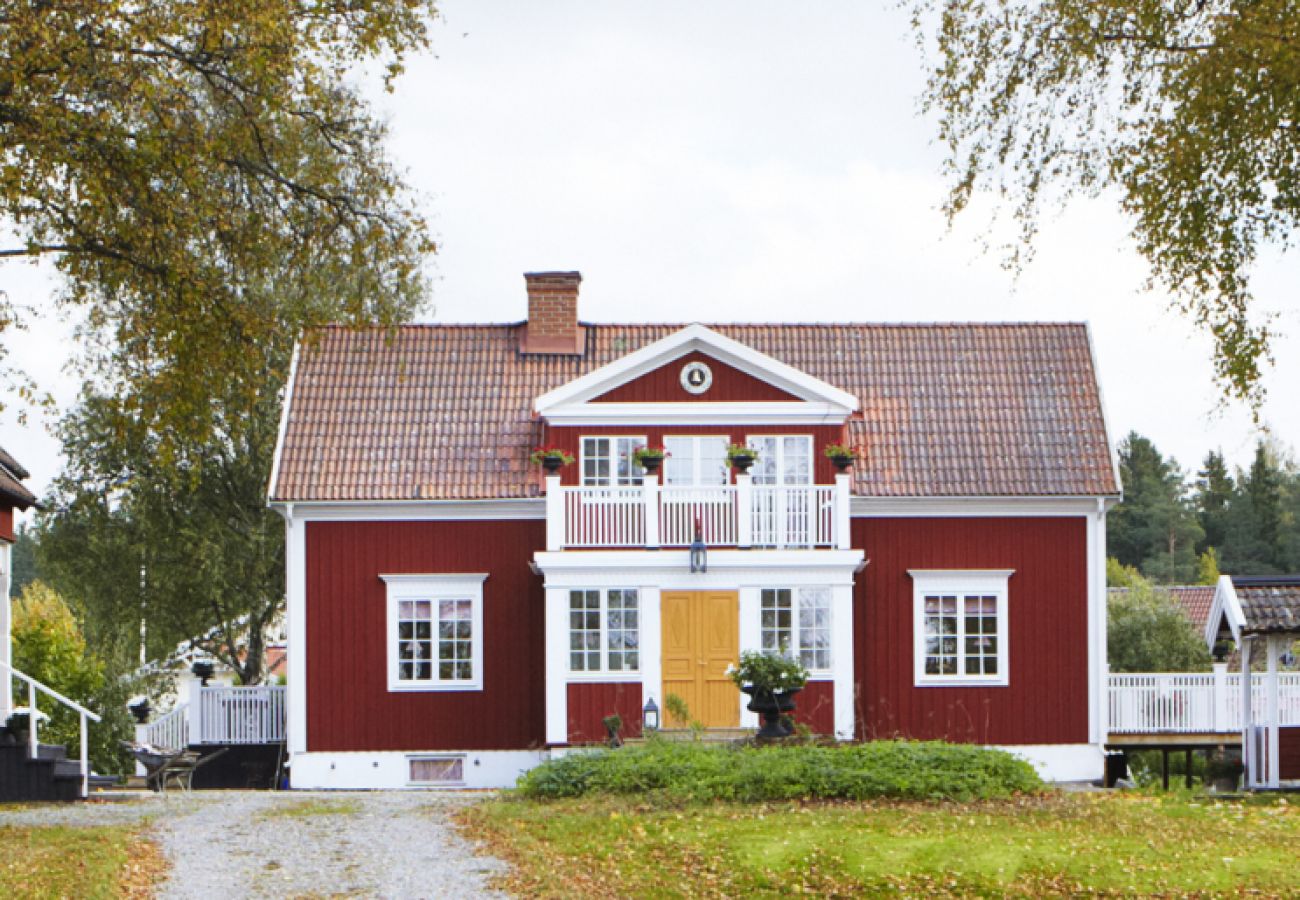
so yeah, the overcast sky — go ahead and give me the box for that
[2,1,1297,519]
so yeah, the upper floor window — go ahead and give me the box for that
[910,570,1012,687]
[582,436,645,487]
[664,435,728,487]
[382,574,487,692]
[747,435,813,485]
[760,587,832,673]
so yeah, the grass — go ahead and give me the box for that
[460,791,1300,897]
[259,797,363,819]
[0,824,165,899]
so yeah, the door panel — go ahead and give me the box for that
[661,591,739,728]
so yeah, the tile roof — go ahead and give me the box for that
[271,322,1120,502]
[0,445,36,509]
[1109,584,1217,632]
[1232,577,1300,636]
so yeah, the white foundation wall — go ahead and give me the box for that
[290,750,545,790]
[996,743,1105,783]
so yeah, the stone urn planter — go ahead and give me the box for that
[742,685,803,739]
[726,445,758,474]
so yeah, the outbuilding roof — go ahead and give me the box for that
[270,322,1120,502]
[1109,584,1217,633]
[0,445,36,510]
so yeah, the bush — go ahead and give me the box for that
[515,739,1042,803]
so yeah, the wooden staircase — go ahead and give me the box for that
[0,728,87,802]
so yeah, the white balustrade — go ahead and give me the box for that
[1107,672,1300,734]
[143,704,190,750]
[191,685,287,745]
[551,481,842,549]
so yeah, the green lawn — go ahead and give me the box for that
[460,792,1300,897]
[0,824,163,899]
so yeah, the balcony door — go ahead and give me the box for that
[661,591,739,728]
[747,435,815,547]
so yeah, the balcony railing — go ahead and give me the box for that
[545,474,852,551]
[1107,671,1300,734]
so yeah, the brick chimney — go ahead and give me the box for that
[521,271,585,355]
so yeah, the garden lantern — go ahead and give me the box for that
[642,697,659,732]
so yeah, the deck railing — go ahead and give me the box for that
[192,685,286,745]
[0,659,101,798]
[547,474,851,551]
[1107,671,1300,734]
[142,703,190,750]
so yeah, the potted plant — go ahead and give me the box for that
[823,443,857,472]
[726,443,759,474]
[603,713,623,749]
[728,650,808,739]
[1206,747,1243,793]
[5,708,49,746]
[529,447,575,474]
[632,445,669,475]
[127,697,152,724]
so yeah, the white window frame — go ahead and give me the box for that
[662,435,729,488]
[382,574,487,692]
[746,434,814,485]
[759,587,833,675]
[580,435,647,488]
[567,587,641,680]
[910,569,1013,687]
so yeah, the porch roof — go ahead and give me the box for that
[1206,575,1300,647]
[270,322,1120,502]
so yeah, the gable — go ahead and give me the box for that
[590,351,803,404]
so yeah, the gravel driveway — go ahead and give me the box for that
[1,790,507,898]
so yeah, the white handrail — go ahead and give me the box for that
[0,659,101,798]
[1107,672,1300,734]
[143,703,190,750]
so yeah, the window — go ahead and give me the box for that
[747,435,813,485]
[382,574,487,691]
[910,570,1012,687]
[409,756,465,785]
[664,436,729,487]
[760,587,832,672]
[569,588,640,675]
[581,436,646,487]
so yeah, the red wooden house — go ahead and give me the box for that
[268,271,1120,789]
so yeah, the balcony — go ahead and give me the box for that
[544,473,852,551]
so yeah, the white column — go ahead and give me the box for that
[1267,635,1281,788]
[1241,638,1254,788]
[544,587,569,745]
[834,474,851,550]
[737,586,760,728]
[0,541,11,720]
[284,509,308,761]
[735,474,753,549]
[640,586,662,728]
[1212,662,1229,733]
[544,476,564,551]
[643,474,659,549]
[1086,500,1107,747]
[189,686,204,746]
[831,582,856,740]
[134,722,150,776]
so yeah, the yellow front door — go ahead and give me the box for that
[661,591,739,728]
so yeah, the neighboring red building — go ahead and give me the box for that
[269,271,1120,788]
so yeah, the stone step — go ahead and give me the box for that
[629,727,754,744]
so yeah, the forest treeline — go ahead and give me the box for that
[1109,432,1300,584]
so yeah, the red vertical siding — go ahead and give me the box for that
[853,517,1090,745]
[566,683,644,744]
[544,425,848,486]
[0,506,13,544]
[793,680,835,735]
[591,351,803,403]
[1281,727,1300,781]
[305,520,545,752]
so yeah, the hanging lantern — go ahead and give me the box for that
[689,517,707,573]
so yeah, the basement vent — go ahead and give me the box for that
[408,756,465,786]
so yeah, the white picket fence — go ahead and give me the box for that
[1108,672,1300,734]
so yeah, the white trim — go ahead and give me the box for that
[0,541,11,721]
[1087,498,1108,745]
[284,509,307,756]
[851,496,1119,517]
[830,582,855,739]
[995,743,1104,783]
[910,570,1013,687]
[534,549,865,587]
[267,340,301,502]
[268,499,546,521]
[534,324,860,413]
[382,574,488,692]
[564,587,643,677]
[544,588,569,744]
[543,401,853,427]
[289,750,545,790]
[1205,574,1246,647]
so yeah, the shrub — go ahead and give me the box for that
[727,650,808,693]
[515,739,1043,803]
